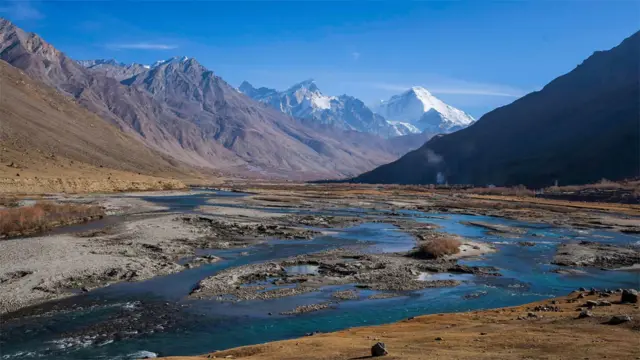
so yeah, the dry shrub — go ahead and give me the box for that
[415,237,462,259]
[0,201,104,237]
[0,197,19,207]
[466,185,534,197]
[552,178,640,192]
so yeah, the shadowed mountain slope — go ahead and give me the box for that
[352,31,640,187]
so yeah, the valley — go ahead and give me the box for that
[0,3,638,360]
[0,184,638,359]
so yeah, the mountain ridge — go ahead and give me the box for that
[240,80,399,138]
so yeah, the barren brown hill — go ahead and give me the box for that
[0,18,235,170]
[0,59,192,192]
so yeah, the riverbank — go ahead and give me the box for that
[162,291,640,360]
[1,185,639,359]
[2,184,639,315]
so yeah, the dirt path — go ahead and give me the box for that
[162,292,640,360]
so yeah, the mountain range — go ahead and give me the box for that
[0,18,416,180]
[239,80,397,138]
[76,59,150,81]
[352,31,640,187]
[239,81,475,139]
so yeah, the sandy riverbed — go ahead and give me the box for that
[0,214,205,314]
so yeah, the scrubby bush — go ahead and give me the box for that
[414,237,462,259]
[0,201,104,237]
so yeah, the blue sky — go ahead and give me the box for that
[1,0,638,117]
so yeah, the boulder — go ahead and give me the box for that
[577,310,593,319]
[371,342,388,357]
[608,315,632,325]
[621,289,638,303]
[585,300,599,308]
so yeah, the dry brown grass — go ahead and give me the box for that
[545,178,640,193]
[160,294,640,360]
[0,201,104,237]
[465,185,534,197]
[414,237,462,259]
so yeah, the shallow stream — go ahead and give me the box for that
[1,191,638,360]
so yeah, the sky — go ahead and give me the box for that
[1,0,638,118]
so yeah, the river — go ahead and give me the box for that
[1,191,638,359]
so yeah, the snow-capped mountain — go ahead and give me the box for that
[387,121,420,136]
[239,80,398,138]
[376,86,475,134]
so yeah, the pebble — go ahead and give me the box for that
[608,315,632,325]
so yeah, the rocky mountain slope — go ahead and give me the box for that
[0,18,400,179]
[375,86,475,134]
[119,57,401,178]
[0,59,190,189]
[352,31,640,187]
[239,80,399,138]
[77,59,149,80]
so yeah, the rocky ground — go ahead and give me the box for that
[553,241,640,269]
[230,183,640,234]
[161,289,640,360]
[0,192,331,314]
[0,213,201,314]
[189,247,499,303]
[2,183,639,317]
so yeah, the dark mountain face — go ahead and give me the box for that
[352,31,640,187]
[0,18,402,179]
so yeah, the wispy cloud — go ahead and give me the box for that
[367,80,525,97]
[0,0,44,21]
[106,42,179,50]
[366,82,411,92]
[351,51,361,61]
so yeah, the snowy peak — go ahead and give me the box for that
[286,78,319,93]
[376,86,475,134]
[151,56,190,68]
[240,80,396,137]
[276,79,333,113]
